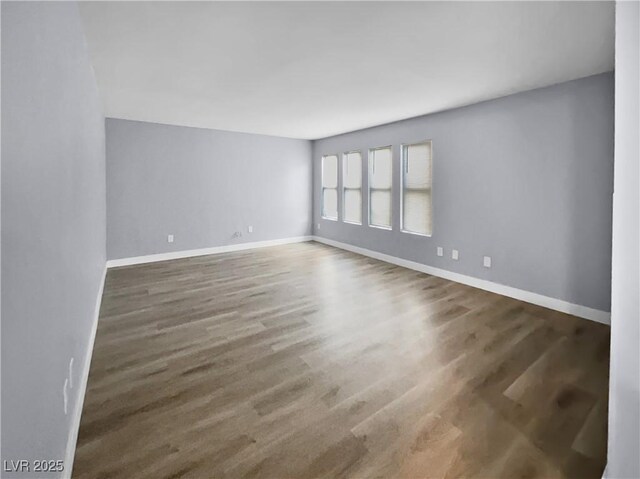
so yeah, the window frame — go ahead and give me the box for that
[321,153,339,221]
[367,145,394,231]
[400,140,433,237]
[341,150,363,225]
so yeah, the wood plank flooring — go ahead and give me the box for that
[73,241,610,479]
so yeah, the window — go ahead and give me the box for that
[322,154,338,220]
[342,151,362,224]
[401,141,432,236]
[368,146,393,229]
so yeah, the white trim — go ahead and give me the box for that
[64,265,107,479]
[312,236,611,325]
[106,236,313,268]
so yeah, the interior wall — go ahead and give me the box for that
[607,1,640,477]
[1,2,106,477]
[106,119,312,260]
[313,73,614,313]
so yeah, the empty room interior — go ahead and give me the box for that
[2,1,639,478]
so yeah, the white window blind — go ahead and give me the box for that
[402,142,432,235]
[322,154,338,220]
[342,151,362,224]
[369,147,393,228]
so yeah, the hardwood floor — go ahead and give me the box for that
[73,241,610,479]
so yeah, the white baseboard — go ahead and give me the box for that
[63,265,107,479]
[106,236,313,268]
[312,236,611,325]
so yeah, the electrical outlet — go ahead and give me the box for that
[483,256,492,268]
[248,225,253,233]
[167,234,174,243]
[69,357,74,389]
[63,378,69,415]
[452,249,459,260]
[317,223,321,230]
[437,246,443,257]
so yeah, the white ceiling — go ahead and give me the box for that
[79,1,614,140]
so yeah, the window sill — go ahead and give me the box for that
[369,224,392,231]
[401,229,432,238]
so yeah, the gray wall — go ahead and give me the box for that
[1,2,106,477]
[607,2,639,477]
[313,73,614,312]
[106,119,312,260]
